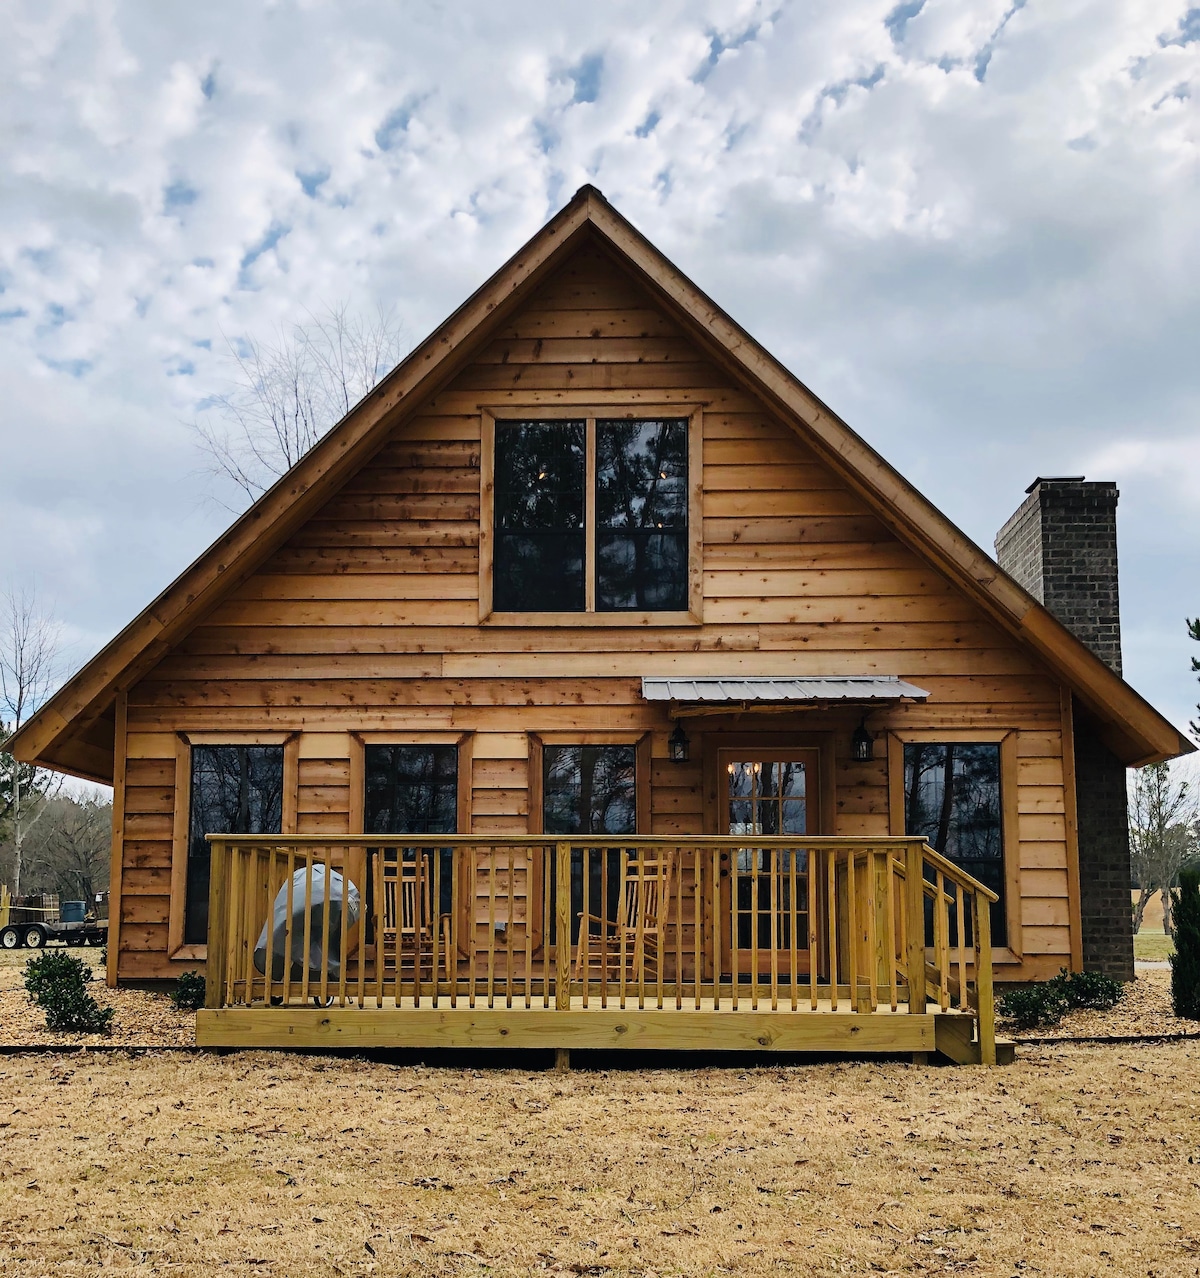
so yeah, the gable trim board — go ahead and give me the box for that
[7,186,1190,781]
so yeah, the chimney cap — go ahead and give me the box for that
[1025,475,1085,494]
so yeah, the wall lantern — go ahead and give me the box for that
[668,721,691,764]
[851,717,874,763]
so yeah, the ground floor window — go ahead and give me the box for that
[364,744,457,919]
[902,741,1006,942]
[186,745,284,946]
[542,744,637,943]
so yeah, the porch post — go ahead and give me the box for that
[904,842,927,1014]
[974,891,997,1065]
[555,841,571,1010]
[205,838,230,1010]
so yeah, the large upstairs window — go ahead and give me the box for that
[485,412,698,620]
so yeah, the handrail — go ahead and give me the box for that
[205,834,936,848]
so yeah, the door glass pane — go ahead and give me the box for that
[725,758,810,960]
[494,420,585,611]
[595,418,687,611]
[186,745,284,946]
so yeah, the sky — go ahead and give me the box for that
[1,0,1198,745]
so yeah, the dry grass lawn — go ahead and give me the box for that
[2,1043,1200,1277]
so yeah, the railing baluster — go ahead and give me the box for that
[826,851,838,1012]
[955,882,968,1012]
[300,852,314,1006]
[769,847,779,1013]
[555,841,571,1011]
[432,848,442,1010]
[505,846,516,1010]
[318,847,332,1008]
[354,848,365,1009]
[337,845,350,1009]
[522,845,532,1010]
[675,845,684,1011]
[618,849,629,1011]
[935,870,949,1012]
[809,848,818,1011]
[373,847,384,1009]
[846,851,859,1013]
[865,850,879,1013]
[693,848,703,1011]
[283,847,295,1008]
[885,852,898,1012]
[485,843,496,1009]
[788,845,798,1012]
[204,839,228,1009]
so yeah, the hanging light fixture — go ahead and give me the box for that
[668,720,690,764]
[851,716,874,763]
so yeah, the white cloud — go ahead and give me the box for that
[0,0,1197,733]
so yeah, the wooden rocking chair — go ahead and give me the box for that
[573,850,676,986]
[380,855,453,986]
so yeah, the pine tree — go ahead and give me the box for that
[1170,865,1200,1020]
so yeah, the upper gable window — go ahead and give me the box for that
[485,410,700,622]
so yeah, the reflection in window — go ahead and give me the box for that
[364,745,457,918]
[595,418,688,610]
[903,742,1006,940]
[543,745,637,943]
[186,746,284,946]
[365,745,457,835]
[494,421,585,612]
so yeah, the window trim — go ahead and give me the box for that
[168,731,299,961]
[886,728,1021,961]
[479,404,704,626]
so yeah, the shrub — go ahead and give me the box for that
[23,950,114,1035]
[1170,866,1200,1020]
[997,983,1070,1030]
[171,971,207,1011]
[1050,969,1124,1011]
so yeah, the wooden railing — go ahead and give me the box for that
[204,835,996,1062]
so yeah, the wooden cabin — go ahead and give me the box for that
[8,187,1190,1063]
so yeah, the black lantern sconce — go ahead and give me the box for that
[669,720,690,764]
[851,716,874,763]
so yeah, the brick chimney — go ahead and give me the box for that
[994,477,1122,675]
[995,476,1133,980]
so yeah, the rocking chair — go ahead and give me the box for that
[573,850,676,986]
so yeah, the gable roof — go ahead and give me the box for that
[8,186,1192,781]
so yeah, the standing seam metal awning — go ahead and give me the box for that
[640,676,930,703]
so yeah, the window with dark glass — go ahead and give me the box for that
[491,416,690,614]
[494,420,585,612]
[543,744,637,942]
[595,418,688,610]
[364,745,457,918]
[902,742,1006,941]
[186,745,284,946]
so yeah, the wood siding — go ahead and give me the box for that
[114,243,1073,981]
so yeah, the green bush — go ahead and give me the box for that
[1050,968,1124,1011]
[997,983,1070,1030]
[23,950,114,1035]
[1170,866,1200,1020]
[171,971,207,1011]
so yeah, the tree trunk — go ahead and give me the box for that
[1132,885,1155,934]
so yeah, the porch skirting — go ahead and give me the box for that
[196,1003,1010,1063]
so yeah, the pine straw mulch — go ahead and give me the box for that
[1008,966,1200,1043]
[0,948,195,1048]
[2,1041,1200,1277]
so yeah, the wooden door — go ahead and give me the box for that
[717,750,821,980]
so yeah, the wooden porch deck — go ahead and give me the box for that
[196,836,1002,1064]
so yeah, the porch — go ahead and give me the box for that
[196,835,1003,1064]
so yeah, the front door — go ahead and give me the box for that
[718,749,821,980]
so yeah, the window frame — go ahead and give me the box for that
[479,405,704,626]
[886,728,1021,960]
[168,731,299,961]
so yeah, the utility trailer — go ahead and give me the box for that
[0,893,108,950]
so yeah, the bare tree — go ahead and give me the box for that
[193,302,407,505]
[0,586,66,898]
[19,791,111,902]
[1130,761,1198,935]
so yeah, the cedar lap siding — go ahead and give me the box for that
[7,187,1191,987]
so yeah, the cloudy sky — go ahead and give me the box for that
[2,0,1198,739]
